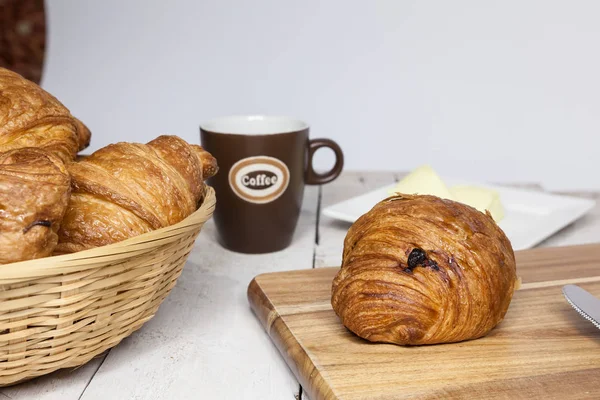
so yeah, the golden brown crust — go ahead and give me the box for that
[0,67,91,161]
[56,135,217,254]
[0,147,70,264]
[147,136,216,207]
[73,117,91,151]
[331,194,516,345]
[191,144,218,180]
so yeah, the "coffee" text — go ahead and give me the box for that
[242,172,278,189]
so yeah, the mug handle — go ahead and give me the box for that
[305,138,344,185]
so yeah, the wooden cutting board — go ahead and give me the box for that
[248,243,600,400]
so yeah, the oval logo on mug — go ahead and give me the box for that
[228,156,290,204]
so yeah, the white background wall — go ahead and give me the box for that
[43,0,600,190]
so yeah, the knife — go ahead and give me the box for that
[562,284,600,329]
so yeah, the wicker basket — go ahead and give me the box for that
[0,186,216,385]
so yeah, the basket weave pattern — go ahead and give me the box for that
[0,187,216,385]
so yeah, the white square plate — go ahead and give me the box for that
[322,180,596,251]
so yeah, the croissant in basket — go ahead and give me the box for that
[0,67,90,161]
[56,135,218,254]
[0,147,71,264]
[331,194,517,345]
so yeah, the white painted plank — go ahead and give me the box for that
[80,187,319,400]
[0,357,103,400]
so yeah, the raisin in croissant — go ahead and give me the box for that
[0,67,90,161]
[331,194,516,345]
[0,148,71,264]
[55,135,218,254]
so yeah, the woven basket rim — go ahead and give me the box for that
[0,186,216,280]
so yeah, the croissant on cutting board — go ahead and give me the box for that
[0,67,91,161]
[0,148,71,264]
[56,135,218,254]
[331,194,517,345]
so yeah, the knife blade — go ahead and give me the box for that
[562,284,600,329]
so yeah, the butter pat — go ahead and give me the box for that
[389,165,456,201]
[487,194,505,222]
[450,185,505,222]
[390,164,505,222]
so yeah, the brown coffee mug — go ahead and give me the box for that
[200,115,343,254]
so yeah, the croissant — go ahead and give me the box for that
[56,135,218,254]
[331,194,516,345]
[0,67,90,161]
[0,148,71,264]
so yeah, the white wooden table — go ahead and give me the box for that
[2,171,599,400]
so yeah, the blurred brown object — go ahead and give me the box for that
[0,0,45,84]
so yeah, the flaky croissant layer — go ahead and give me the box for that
[0,67,91,161]
[0,148,70,264]
[331,194,517,345]
[56,135,217,254]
